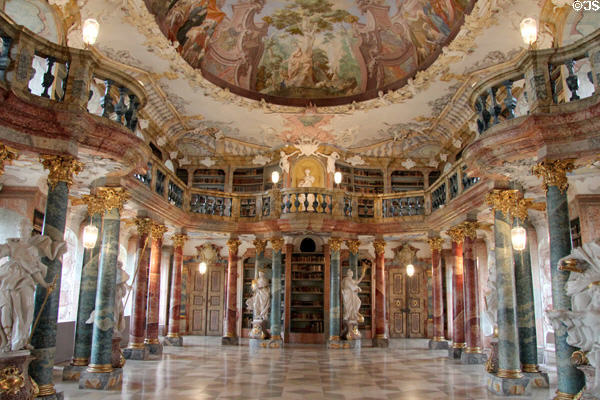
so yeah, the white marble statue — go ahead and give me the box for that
[245,271,270,321]
[341,264,367,323]
[279,150,295,175]
[0,219,65,352]
[547,240,600,397]
[114,262,130,338]
[298,168,315,187]
[324,152,339,175]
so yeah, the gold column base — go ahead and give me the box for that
[128,342,145,349]
[37,383,56,396]
[496,368,523,379]
[166,333,180,338]
[329,336,340,341]
[452,342,466,349]
[432,336,446,342]
[71,357,89,367]
[144,338,160,345]
[223,332,235,338]
[87,364,113,373]
[271,335,282,340]
[522,363,540,373]
[465,346,482,353]
[554,390,578,400]
[375,334,388,339]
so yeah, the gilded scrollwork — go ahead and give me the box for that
[0,143,18,177]
[532,159,576,194]
[39,155,83,189]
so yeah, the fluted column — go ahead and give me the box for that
[428,237,448,350]
[145,223,167,354]
[63,195,104,381]
[123,217,152,361]
[533,160,585,399]
[373,239,389,347]
[164,233,187,346]
[269,238,284,347]
[461,222,486,364]
[30,155,82,400]
[446,225,465,359]
[222,238,241,345]
[327,238,343,347]
[79,187,129,390]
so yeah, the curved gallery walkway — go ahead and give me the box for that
[55,337,554,399]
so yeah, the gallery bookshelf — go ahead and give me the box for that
[334,162,384,194]
[289,252,325,343]
[390,170,425,192]
[233,167,264,193]
[358,258,373,338]
[191,168,226,191]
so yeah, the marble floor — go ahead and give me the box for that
[55,337,555,399]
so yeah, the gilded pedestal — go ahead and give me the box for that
[0,351,37,400]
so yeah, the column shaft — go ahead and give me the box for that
[127,231,151,350]
[432,247,444,340]
[463,236,482,352]
[223,243,239,340]
[451,241,465,347]
[373,241,388,347]
[270,248,282,339]
[167,244,184,338]
[329,247,341,340]
[348,251,358,278]
[145,237,163,344]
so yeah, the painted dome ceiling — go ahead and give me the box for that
[144,0,475,106]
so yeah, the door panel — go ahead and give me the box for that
[190,270,207,335]
[189,265,225,336]
[388,266,428,338]
[206,268,224,336]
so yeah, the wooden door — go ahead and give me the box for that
[189,266,225,336]
[190,269,207,335]
[388,267,428,338]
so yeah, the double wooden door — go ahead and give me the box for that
[388,267,428,338]
[189,266,225,336]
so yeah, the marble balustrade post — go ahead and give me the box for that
[145,223,167,354]
[30,155,82,400]
[446,225,465,359]
[533,160,585,399]
[222,238,241,345]
[327,238,343,346]
[269,238,284,346]
[79,187,129,390]
[164,234,187,346]
[428,237,448,350]
[123,217,153,361]
[373,239,389,348]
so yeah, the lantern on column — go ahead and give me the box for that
[82,18,100,46]
[520,17,537,47]
[82,223,99,249]
[271,170,280,184]
[511,222,527,251]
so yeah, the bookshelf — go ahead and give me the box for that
[192,168,225,191]
[358,258,373,335]
[391,170,424,192]
[290,253,325,335]
[334,162,384,194]
[233,167,264,193]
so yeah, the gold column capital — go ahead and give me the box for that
[96,187,130,212]
[226,238,241,254]
[151,223,168,240]
[373,239,386,256]
[532,159,575,193]
[133,217,153,236]
[461,221,479,240]
[345,239,360,254]
[79,194,105,216]
[328,237,343,252]
[485,189,545,221]
[253,239,267,254]
[270,237,284,252]
[39,154,83,189]
[0,142,18,176]
[427,237,444,251]
[171,233,188,248]
[446,225,466,244]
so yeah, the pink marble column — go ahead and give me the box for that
[428,237,448,349]
[145,224,167,355]
[462,224,485,364]
[222,238,240,345]
[447,224,466,359]
[373,240,389,347]
[165,234,186,346]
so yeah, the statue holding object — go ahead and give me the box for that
[341,263,367,340]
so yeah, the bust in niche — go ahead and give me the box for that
[298,168,315,187]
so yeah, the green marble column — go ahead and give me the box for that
[79,187,128,390]
[30,155,82,399]
[269,238,284,346]
[328,238,342,345]
[253,239,267,281]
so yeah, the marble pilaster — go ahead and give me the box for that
[79,187,128,390]
[373,240,388,348]
[269,238,284,348]
[30,155,82,400]
[446,225,465,359]
[145,223,167,355]
[164,234,187,346]
[327,238,342,348]
[427,237,448,350]
[123,217,152,361]
[462,227,486,364]
[222,238,241,345]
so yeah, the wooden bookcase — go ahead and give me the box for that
[334,162,384,194]
[358,258,373,336]
[233,167,264,193]
[192,168,225,191]
[290,253,325,339]
[390,170,424,192]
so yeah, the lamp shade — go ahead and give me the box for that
[334,171,342,185]
[511,225,527,251]
[271,170,280,184]
[199,261,207,274]
[520,18,537,46]
[82,224,99,249]
[82,18,100,45]
[406,263,415,277]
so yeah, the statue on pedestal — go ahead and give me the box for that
[246,271,270,339]
[298,168,315,188]
[341,264,367,340]
[0,219,65,353]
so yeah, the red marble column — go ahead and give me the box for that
[428,237,447,349]
[373,239,389,347]
[124,217,152,358]
[145,224,168,352]
[463,231,483,358]
[447,224,466,358]
[166,234,187,343]
[223,238,240,345]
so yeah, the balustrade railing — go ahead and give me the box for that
[190,193,232,217]
[281,190,333,214]
[382,196,425,217]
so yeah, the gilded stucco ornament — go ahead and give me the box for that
[485,189,546,221]
[328,238,343,252]
[270,238,284,252]
[171,234,188,249]
[96,187,130,212]
[253,239,267,255]
[0,366,24,395]
[226,238,241,254]
[79,194,105,216]
[346,239,360,254]
[532,159,576,194]
[373,240,386,256]
[133,217,153,236]
[446,225,466,244]
[150,224,168,240]
[427,237,444,251]
[0,143,18,177]
[39,155,83,189]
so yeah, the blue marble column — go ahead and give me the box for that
[328,238,342,346]
[79,188,127,390]
[63,206,103,381]
[269,238,284,347]
[30,155,82,400]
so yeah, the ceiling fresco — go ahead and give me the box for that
[144,0,475,106]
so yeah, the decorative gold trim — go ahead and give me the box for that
[447,225,466,244]
[328,238,343,252]
[375,334,388,339]
[559,259,584,274]
[36,383,56,396]
[270,238,284,252]
[223,332,235,338]
[39,154,83,189]
[0,366,25,395]
[87,364,113,373]
[133,217,153,236]
[71,357,89,367]
[270,335,282,340]
[166,333,180,338]
[226,238,241,254]
[96,187,130,212]
[253,239,267,254]
[373,240,386,256]
[171,233,188,248]
[329,336,341,341]
[522,364,540,373]
[532,159,575,194]
[0,142,18,177]
[571,350,589,366]
[78,194,105,216]
[554,390,578,400]
[144,338,160,344]
[465,346,482,353]
[128,342,146,349]
[452,342,466,349]
[345,239,360,254]
[496,368,523,379]
[151,223,168,240]
[432,336,446,341]
[427,237,444,251]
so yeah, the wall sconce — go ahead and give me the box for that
[520,17,537,47]
[82,223,99,249]
[199,261,207,274]
[271,170,280,184]
[334,171,342,185]
[511,222,527,251]
[406,263,415,277]
[82,18,100,46]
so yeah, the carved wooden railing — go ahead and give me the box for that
[471,29,600,134]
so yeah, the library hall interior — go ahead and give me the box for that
[0,0,599,399]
